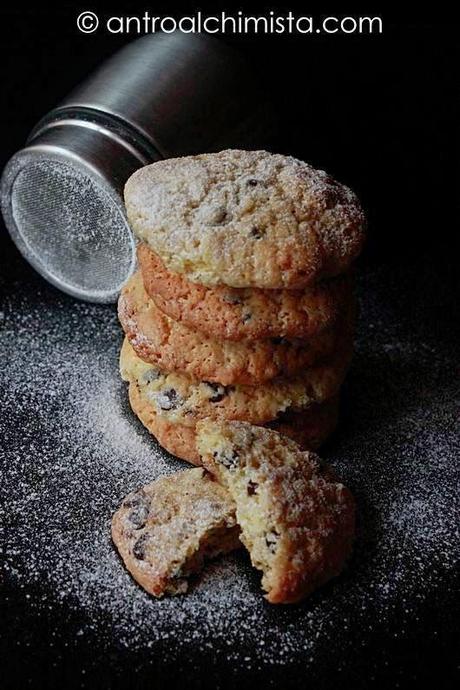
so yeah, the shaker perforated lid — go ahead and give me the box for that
[1,32,271,302]
[2,146,138,302]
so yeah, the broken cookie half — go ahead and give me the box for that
[112,467,241,597]
[196,420,355,604]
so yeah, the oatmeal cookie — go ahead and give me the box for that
[112,467,240,597]
[125,149,365,289]
[196,420,355,604]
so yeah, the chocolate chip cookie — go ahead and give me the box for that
[128,382,340,465]
[125,149,365,289]
[112,467,241,597]
[118,271,340,386]
[267,395,339,449]
[138,243,353,342]
[120,336,352,428]
[196,420,355,604]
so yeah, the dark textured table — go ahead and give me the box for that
[1,239,458,690]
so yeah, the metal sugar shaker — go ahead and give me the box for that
[1,32,272,302]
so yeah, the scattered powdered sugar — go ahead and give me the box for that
[1,257,459,679]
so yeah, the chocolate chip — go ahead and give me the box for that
[247,178,259,186]
[128,504,149,529]
[222,291,243,305]
[123,495,141,509]
[142,368,160,384]
[247,480,259,496]
[203,382,228,403]
[275,406,294,421]
[250,226,264,239]
[270,336,288,345]
[132,533,150,560]
[156,388,181,411]
[265,530,280,554]
[123,490,147,509]
[210,206,229,225]
[213,448,239,471]
[242,311,252,324]
[325,189,339,209]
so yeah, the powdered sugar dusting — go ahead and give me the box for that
[125,150,365,288]
[1,257,458,679]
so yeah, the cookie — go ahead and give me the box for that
[128,382,339,465]
[120,336,352,427]
[196,420,355,604]
[128,382,200,464]
[112,467,240,597]
[119,271,339,386]
[125,149,365,289]
[268,395,339,449]
[138,243,352,342]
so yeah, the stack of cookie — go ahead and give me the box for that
[118,149,365,465]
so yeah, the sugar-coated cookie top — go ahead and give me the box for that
[124,149,366,289]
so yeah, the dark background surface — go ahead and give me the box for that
[0,3,458,689]
[0,3,457,261]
